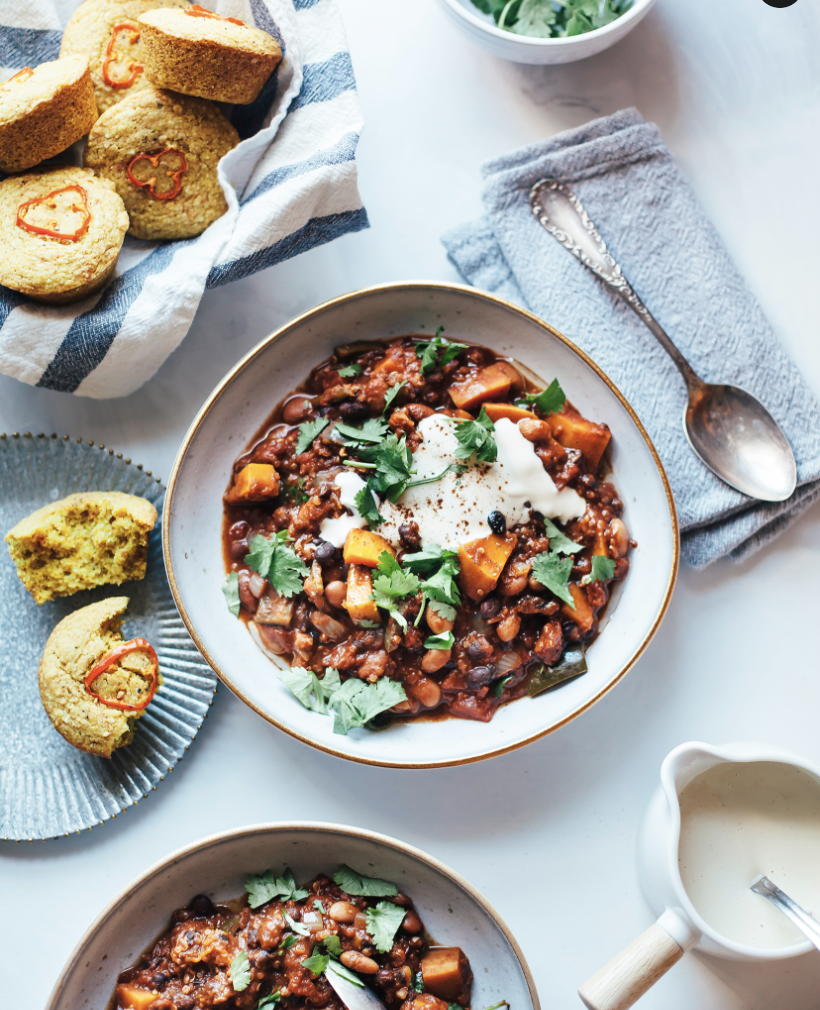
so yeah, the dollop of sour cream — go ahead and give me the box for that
[377,414,586,550]
[318,470,373,548]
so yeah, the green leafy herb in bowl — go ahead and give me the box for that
[471,0,633,38]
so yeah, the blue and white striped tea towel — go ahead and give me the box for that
[0,0,368,398]
[443,109,820,568]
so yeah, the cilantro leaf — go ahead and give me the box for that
[245,867,309,908]
[338,363,362,378]
[582,554,616,585]
[230,951,251,992]
[223,572,240,617]
[285,911,311,936]
[414,328,468,374]
[510,0,556,35]
[370,433,415,502]
[452,407,497,462]
[279,935,298,951]
[245,531,280,578]
[424,631,454,650]
[302,951,329,975]
[327,958,365,988]
[296,417,329,455]
[542,516,582,555]
[334,865,398,897]
[269,540,310,598]
[493,674,513,697]
[280,667,406,736]
[383,381,405,415]
[336,417,389,446]
[371,552,421,630]
[364,901,406,953]
[429,600,456,622]
[355,481,384,528]
[402,545,462,616]
[518,378,566,416]
[258,993,282,1008]
[414,971,425,993]
[530,551,575,608]
[323,935,343,957]
[277,666,328,714]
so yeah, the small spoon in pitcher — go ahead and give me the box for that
[529,180,797,503]
[751,875,820,952]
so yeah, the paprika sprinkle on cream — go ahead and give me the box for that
[183,3,244,26]
[84,638,159,712]
[102,24,143,89]
[126,148,188,200]
[16,184,91,241]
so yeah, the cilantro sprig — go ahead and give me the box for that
[370,552,420,630]
[354,482,385,527]
[223,571,241,617]
[542,516,582,555]
[402,545,461,624]
[334,865,398,896]
[295,417,329,455]
[338,363,362,378]
[474,0,633,38]
[530,550,575,608]
[245,531,309,598]
[278,666,407,735]
[383,381,405,415]
[230,951,251,992]
[245,867,309,909]
[424,631,455,650]
[449,407,497,463]
[517,377,566,416]
[258,993,283,1008]
[582,554,616,585]
[364,901,406,954]
[415,327,468,374]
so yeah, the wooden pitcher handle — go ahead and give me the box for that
[577,921,684,1010]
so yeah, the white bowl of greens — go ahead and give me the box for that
[436,0,657,64]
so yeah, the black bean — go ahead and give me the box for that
[152,973,168,988]
[176,997,195,1010]
[230,538,248,560]
[189,894,215,917]
[480,596,501,620]
[339,400,369,420]
[466,636,493,662]
[314,540,338,563]
[398,522,421,550]
[487,510,506,535]
[228,520,250,540]
[466,666,494,689]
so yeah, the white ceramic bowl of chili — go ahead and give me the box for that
[163,281,678,769]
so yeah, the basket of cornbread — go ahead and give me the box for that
[0,1,284,304]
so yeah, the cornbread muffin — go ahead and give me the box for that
[0,166,129,304]
[84,86,239,239]
[39,597,160,758]
[60,0,188,114]
[5,491,157,604]
[0,55,98,174]
[139,5,282,104]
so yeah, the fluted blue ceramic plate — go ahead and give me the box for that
[0,432,217,841]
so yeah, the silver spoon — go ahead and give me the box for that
[751,875,820,952]
[529,180,797,503]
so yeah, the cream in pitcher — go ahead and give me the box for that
[678,760,820,948]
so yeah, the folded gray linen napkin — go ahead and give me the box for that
[442,109,820,569]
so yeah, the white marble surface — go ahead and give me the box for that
[2,0,820,1007]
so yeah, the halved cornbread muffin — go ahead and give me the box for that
[60,0,188,114]
[139,4,282,104]
[39,597,161,758]
[5,490,157,603]
[83,86,239,240]
[0,165,129,304]
[0,55,97,173]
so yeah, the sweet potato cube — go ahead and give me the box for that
[561,582,596,634]
[482,402,539,424]
[227,463,280,502]
[449,365,511,413]
[116,985,160,1010]
[343,528,396,567]
[549,409,611,471]
[458,532,517,601]
[421,946,473,1002]
[344,564,380,624]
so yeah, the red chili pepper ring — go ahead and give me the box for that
[16,184,91,242]
[126,148,188,201]
[84,638,159,712]
[102,23,143,89]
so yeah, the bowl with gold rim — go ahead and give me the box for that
[163,281,678,768]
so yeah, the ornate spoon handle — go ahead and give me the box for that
[529,179,702,391]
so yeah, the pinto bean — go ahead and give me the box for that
[426,607,454,635]
[328,901,358,923]
[608,517,630,558]
[402,910,423,933]
[534,619,563,665]
[407,403,435,422]
[325,580,347,608]
[408,677,442,709]
[422,648,452,673]
[238,571,257,613]
[518,418,552,443]
[282,396,313,424]
[496,612,521,642]
[498,559,530,597]
[340,951,379,974]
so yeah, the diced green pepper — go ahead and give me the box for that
[526,646,587,697]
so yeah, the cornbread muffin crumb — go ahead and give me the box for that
[0,165,129,304]
[39,597,159,758]
[60,0,188,114]
[84,86,239,240]
[139,6,281,104]
[0,55,98,173]
[5,491,157,604]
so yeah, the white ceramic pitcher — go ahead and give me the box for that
[578,741,820,1010]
